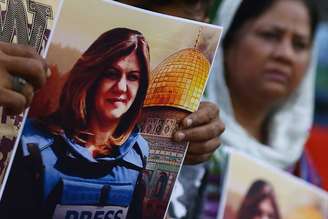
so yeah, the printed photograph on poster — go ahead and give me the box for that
[218,148,328,219]
[0,0,63,197]
[1,1,222,219]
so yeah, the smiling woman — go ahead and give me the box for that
[89,51,142,156]
[92,52,141,123]
[1,28,151,219]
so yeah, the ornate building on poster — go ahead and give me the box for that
[140,48,210,219]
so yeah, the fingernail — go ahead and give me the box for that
[185,118,192,127]
[46,68,51,78]
[175,132,185,142]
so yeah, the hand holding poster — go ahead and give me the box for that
[0,0,62,198]
[1,1,222,218]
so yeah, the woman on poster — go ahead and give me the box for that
[237,179,281,219]
[2,27,150,219]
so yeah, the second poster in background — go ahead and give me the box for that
[218,149,328,219]
[3,1,222,219]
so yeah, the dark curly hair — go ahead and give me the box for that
[48,28,150,145]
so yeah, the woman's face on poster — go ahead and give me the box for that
[93,51,141,121]
[253,198,275,219]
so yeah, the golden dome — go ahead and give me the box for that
[144,48,210,112]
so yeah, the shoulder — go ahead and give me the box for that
[135,132,149,158]
[20,119,54,156]
[121,130,149,169]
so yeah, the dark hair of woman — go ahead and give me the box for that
[223,0,319,51]
[45,28,150,146]
[237,179,281,219]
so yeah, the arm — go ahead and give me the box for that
[167,101,224,219]
[0,42,48,115]
[173,101,225,164]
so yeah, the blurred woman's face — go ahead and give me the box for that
[225,0,311,103]
[93,51,141,122]
[253,198,275,219]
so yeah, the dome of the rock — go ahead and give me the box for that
[144,48,210,112]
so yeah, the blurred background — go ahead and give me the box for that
[312,0,328,126]
[302,0,328,191]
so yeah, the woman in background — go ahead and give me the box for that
[173,0,319,218]
[209,0,318,171]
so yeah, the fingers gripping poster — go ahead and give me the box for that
[1,1,222,218]
[0,0,62,196]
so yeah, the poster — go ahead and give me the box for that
[2,1,222,219]
[0,0,63,198]
[218,148,328,219]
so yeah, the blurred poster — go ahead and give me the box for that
[0,0,62,197]
[218,148,328,219]
[2,1,222,218]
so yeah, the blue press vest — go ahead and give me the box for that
[20,119,149,218]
